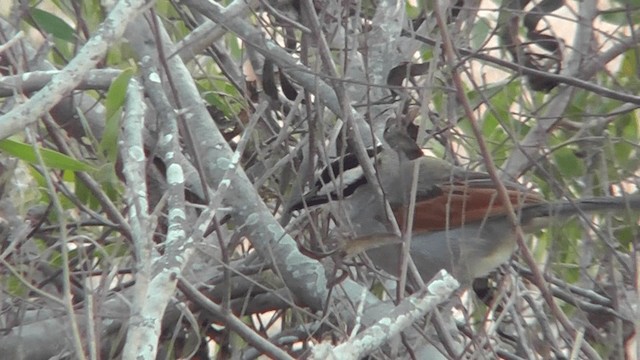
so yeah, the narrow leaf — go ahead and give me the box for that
[0,139,94,172]
[30,8,75,43]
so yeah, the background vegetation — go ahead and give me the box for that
[0,0,639,358]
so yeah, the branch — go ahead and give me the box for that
[124,6,331,310]
[311,271,459,359]
[0,69,122,97]
[0,0,149,140]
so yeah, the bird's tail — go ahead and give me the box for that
[521,195,640,222]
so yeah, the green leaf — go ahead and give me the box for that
[465,81,516,116]
[75,176,100,210]
[620,49,640,88]
[97,243,129,261]
[0,139,94,172]
[91,162,123,202]
[471,18,491,49]
[456,82,520,158]
[420,48,434,61]
[405,1,421,19]
[49,248,80,268]
[100,68,134,162]
[552,146,585,178]
[601,6,640,26]
[225,32,242,58]
[3,275,28,297]
[29,8,75,43]
[614,224,635,249]
[611,0,640,6]
[105,69,134,122]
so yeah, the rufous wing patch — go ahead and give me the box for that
[393,183,544,232]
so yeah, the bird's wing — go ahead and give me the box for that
[288,147,381,212]
[394,176,544,232]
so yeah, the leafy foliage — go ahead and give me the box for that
[0,0,639,359]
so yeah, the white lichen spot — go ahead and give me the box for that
[214,143,223,150]
[166,163,184,185]
[216,157,232,169]
[166,151,174,160]
[378,317,392,326]
[169,208,186,221]
[167,229,186,242]
[162,134,173,145]
[128,146,144,161]
[267,224,282,237]
[220,179,230,187]
[266,41,278,51]
[148,72,161,83]
[427,270,459,295]
[246,213,259,226]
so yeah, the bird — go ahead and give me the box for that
[290,117,640,286]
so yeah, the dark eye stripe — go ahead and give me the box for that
[290,146,383,212]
